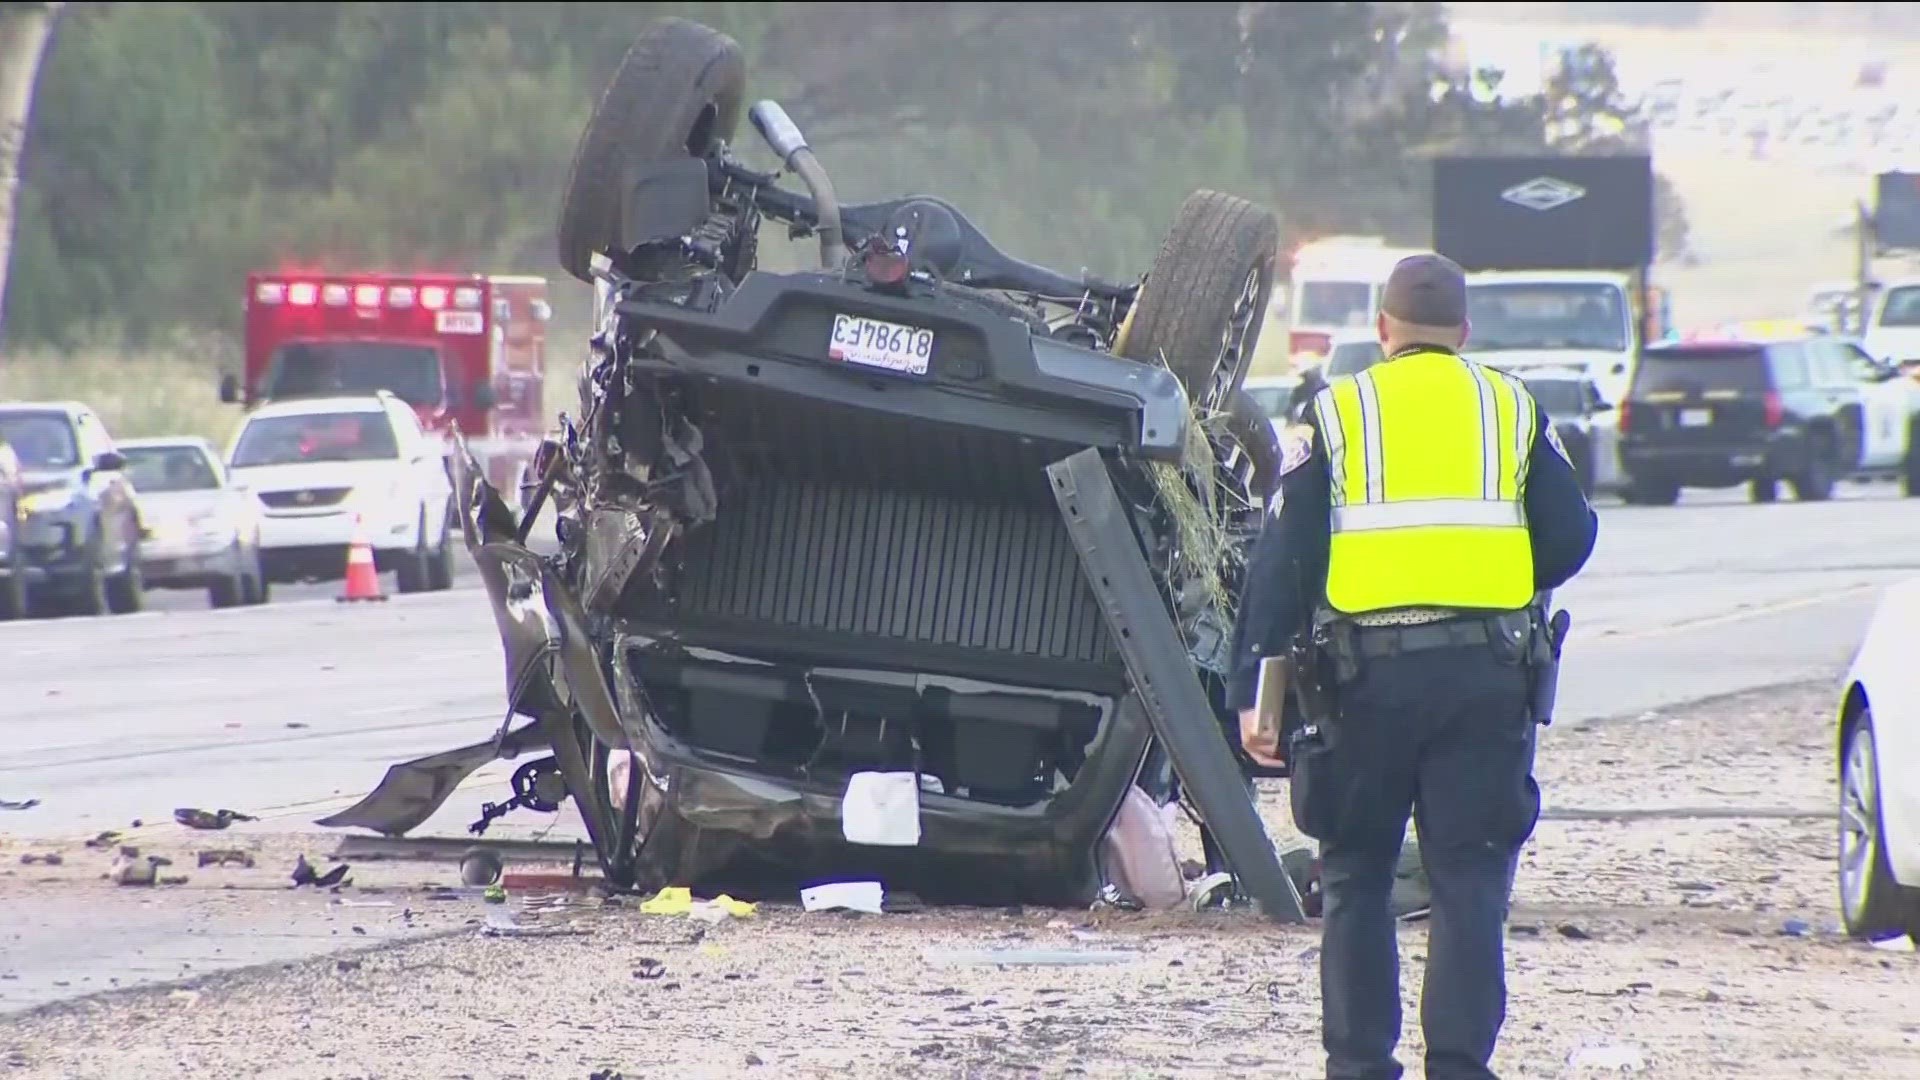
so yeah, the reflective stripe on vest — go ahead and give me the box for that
[1310,350,1537,615]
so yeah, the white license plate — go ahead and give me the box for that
[1679,407,1712,427]
[829,314,934,376]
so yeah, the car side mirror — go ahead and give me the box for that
[219,373,240,404]
[471,381,497,410]
[93,451,125,472]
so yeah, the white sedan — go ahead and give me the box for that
[120,437,268,608]
[1837,578,1920,945]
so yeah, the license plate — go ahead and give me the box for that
[1679,408,1712,427]
[829,314,934,376]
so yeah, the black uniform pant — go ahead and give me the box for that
[1289,642,1541,1080]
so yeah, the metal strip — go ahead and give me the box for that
[1354,373,1386,503]
[1046,447,1306,923]
[1331,499,1526,532]
[1470,366,1502,501]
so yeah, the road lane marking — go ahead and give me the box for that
[1579,582,1884,646]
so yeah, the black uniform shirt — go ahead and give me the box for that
[1223,360,1601,712]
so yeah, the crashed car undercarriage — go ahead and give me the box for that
[321,18,1307,921]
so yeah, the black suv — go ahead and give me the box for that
[1618,334,1917,504]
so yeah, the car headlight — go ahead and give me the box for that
[20,487,76,515]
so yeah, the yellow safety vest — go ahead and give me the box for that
[1309,349,1538,616]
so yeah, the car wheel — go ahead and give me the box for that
[557,17,747,283]
[105,538,143,615]
[1115,189,1280,416]
[1622,476,1681,506]
[394,506,432,594]
[1902,421,1920,498]
[0,520,25,621]
[1839,706,1914,941]
[1791,439,1835,502]
[426,503,456,592]
[248,545,271,605]
[209,574,243,609]
[1749,477,1779,503]
[68,533,109,618]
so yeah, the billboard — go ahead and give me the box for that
[1432,155,1655,272]
[1874,171,1920,251]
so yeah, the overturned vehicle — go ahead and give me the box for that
[322,19,1305,919]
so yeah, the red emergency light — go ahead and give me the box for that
[253,277,486,314]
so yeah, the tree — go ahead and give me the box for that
[0,0,61,350]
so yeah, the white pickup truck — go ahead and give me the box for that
[1461,269,1645,407]
[1861,277,1920,367]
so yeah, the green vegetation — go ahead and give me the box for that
[0,2,1682,428]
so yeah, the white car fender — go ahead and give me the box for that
[1846,577,1920,886]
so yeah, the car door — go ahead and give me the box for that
[1584,380,1624,489]
[1836,340,1911,470]
[1805,341,1867,472]
[388,402,447,536]
[73,410,135,554]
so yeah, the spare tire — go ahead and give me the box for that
[556,19,747,283]
[1224,387,1283,501]
[1117,190,1280,413]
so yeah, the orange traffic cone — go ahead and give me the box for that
[337,513,387,603]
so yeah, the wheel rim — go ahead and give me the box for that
[1206,265,1266,413]
[1839,725,1879,920]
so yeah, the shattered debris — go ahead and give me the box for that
[639,887,756,921]
[18,853,62,866]
[83,831,121,850]
[0,798,39,811]
[291,854,352,888]
[197,849,256,869]
[800,882,885,915]
[175,808,259,831]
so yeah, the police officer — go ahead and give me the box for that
[1227,253,1597,1080]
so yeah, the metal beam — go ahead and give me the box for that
[1046,447,1306,923]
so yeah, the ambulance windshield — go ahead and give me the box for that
[261,341,446,408]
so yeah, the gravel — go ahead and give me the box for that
[2,680,1917,1079]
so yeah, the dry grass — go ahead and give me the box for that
[0,340,242,444]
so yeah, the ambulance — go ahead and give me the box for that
[1283,237,1427,365]
[219,270,553,509]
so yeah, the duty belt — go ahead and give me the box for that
[1353,615,1510,659]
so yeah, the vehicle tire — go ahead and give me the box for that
[1902,420,1920,498]
[105,539,143,615]
[1791,438,1835,502]
[1225,387,1284,501]
[209,550,244,609]
[247,546,271,605]
[1749,477,1778,503]
[69,529,109,618]
[1116,189,1281,414]
[1621,476,1681,506]
[395,507,432,595]
[0,515,25,621]
[426,502,456,592]
[556,18,747,283]
[1839,705,1914,941]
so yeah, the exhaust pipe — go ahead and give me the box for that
[749,100,847,270]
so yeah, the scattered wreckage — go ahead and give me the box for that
[320,18,1305,920]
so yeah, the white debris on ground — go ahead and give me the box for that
[1,682,1917,1079]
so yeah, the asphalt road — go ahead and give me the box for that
[3,483,1916,836]
[1,481,1916,1014]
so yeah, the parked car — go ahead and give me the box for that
[1616,331,1920,505]
[223,390,456,592]
[1516,366,1624,498]
[1323,327,1385,380]
[120,437,269,608]
[0,435,23,619]
[0,401,144,617]
[1837,578,1920,945]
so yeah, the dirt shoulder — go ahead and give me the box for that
[3,681,1917,1079]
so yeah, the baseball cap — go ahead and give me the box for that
[1380,253,1468,326]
